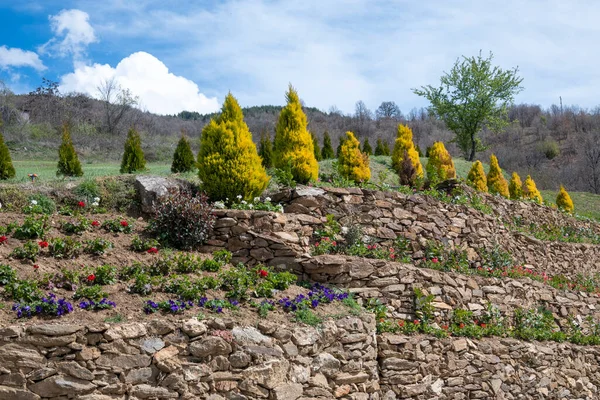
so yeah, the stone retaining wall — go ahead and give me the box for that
[378,333,600,399]
[0,314,377,400]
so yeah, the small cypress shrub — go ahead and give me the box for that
[0,118,15,180]
[362,138,373,155]
[392,124,423,183]
[556,185,574,213]
[337,131,370,183]
[258,132,274,168]
[425,141,455,185]
[486,154,509,198]
[336,134,346,158]
[273,85,318,184]
[321,131,335,159]
[311,132,322,161]
[508,172,523,200]
[198,93,269,201]
[374,138,390,156]
[120,127,146,173]
[171,134,196,173]
[523,175,543,204]
[466,161,488,192]
[398,150,417,186]
[57,123,83,177]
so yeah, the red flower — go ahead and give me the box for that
[258,269,268,277]
[147,247,159,254]
[0,235,7,244]
[120,220,128,227]
[398,320,405,327]
[33,264,39,270]
[78,201,85,208]
[480,323,487,328]
[413,320,419,325]
[38,241,49,248]
[332,241,337,246]
[432,257,439,263]
[91,220,100,227]
[441,325,449,330]
[459,323,465,329]
[87,274,96,282]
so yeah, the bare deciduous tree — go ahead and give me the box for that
[97,77,139,136]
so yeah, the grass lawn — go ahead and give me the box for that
[541,190,600,221]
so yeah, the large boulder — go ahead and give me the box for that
[135,176,196,214]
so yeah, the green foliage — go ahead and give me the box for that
[147,188,215,250]
[311,132,322,161]
[337,131,371,183]
[14,216,48,239]
[413,287,435,324]
[198,93,269,201]
[272,164,297,188]
[74,285,108,301]
[258,131,274,168]
[84,238,113,255]
[120,127,146,173]
[94,264,118,285]
[102,218,133,233]
[61,216,91,235]
[336,134,346,158]
[24,194,56,215]
[57,123,83,177]
[0,264,16,285]
[466,160,488,192]
[74,179,101,200]
[294,309,322,326]
[487,154,509,197]
[48,237,82,259]
[10,241,39,262]
[539,139,560,160]
[5,279,42,302]
[413,51,524,160]
[374,138,390,156]
[321,131,335,159]
[130,235,160,252]
[362,138,373,155]
[273,85,319,184]
[556,185,574,213]
[0,118,15,179]
[171,134,196,173]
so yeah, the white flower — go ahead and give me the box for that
[241,200,247,205]
[248,204,254,209]
[237,195,242,199]
[265,197,271,202]
[93,197,100,202]
[341,227,349,234]
[253,197,260,203]
[214,201,225,209]
[277,204,284,212]
[92,202,99,207]
[0,202,2,209]
[30,200,38,205]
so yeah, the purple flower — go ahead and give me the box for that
[311,299,319,308]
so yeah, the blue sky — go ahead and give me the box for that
[0,0,599,115]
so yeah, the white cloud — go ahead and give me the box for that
[59,51,220,115]
[0,46,46,71]
[40,9,97,58]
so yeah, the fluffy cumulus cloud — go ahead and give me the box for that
[59,51,220,115]
[0,46,46,71]
[40,9,97,58]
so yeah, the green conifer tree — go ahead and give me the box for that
[0,117,15,180]
[311,132,322,161]
[321,131,335,159]
[57,123,83,177]
[258,131,274,168]
[273,84,318,184]
[336,133,347,158]
[198,93,269,201]
[120,127,146,173]
[362,138,373,155]
[171,133,196,173]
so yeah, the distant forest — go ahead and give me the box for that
[1,79,599,194]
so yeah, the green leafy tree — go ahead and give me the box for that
[273,84,318,184]
[413,51,524,161]
[362,138,373,155]
[311,132,322,161]
[120,127,146,173]
[57,123,83,177]
[0,117,15,180]
[321,131,335,159]
[171,134,196,173]
[258,131,274,168]
[198,93,269,201]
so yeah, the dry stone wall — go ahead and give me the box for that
[378,333,600,399]
[0,314,378,400]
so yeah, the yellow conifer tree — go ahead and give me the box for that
[522,175,543,204]
[273,85,318,184]
[508,172,523,200]
[486,154,509,198]
[338,131,371,183]
[556,185,573,213]
[466,161,488,192]
[197,93,269,202]
[392,124,423,183]
[425,141,456,184]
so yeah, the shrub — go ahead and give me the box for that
[321,131,335,159]
[130,235,160,252]
[0,121,15,180]
[392,124,423,184]
[198,93,269,201]
[61,216,91,235]
[486,154,509,198]
[337,131,371,183]
[120,127,146,173]
[273,85,319,184]
[148,188,216,250]
[48,237,82,259]
[466,161,488,192]
[311,132,322,161]
[522,175,543,204]
[24,194,56,215]
[539,140,560,160]
[426,142,455,185]
[375,138,390,156]
[84,238,113,255]
[57,123,83,177]
[398,150,418,187]
[508,172,523,200]
[10,241,39,262]
[95,264,118,285]
[336,134,346,158]
[171,134,196,173]
[74,179,101,200]
[258,132,274,168]
[102,218,132,233]
[556,185,574,213]
[362,138,373,155]
[14,216,48,239]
